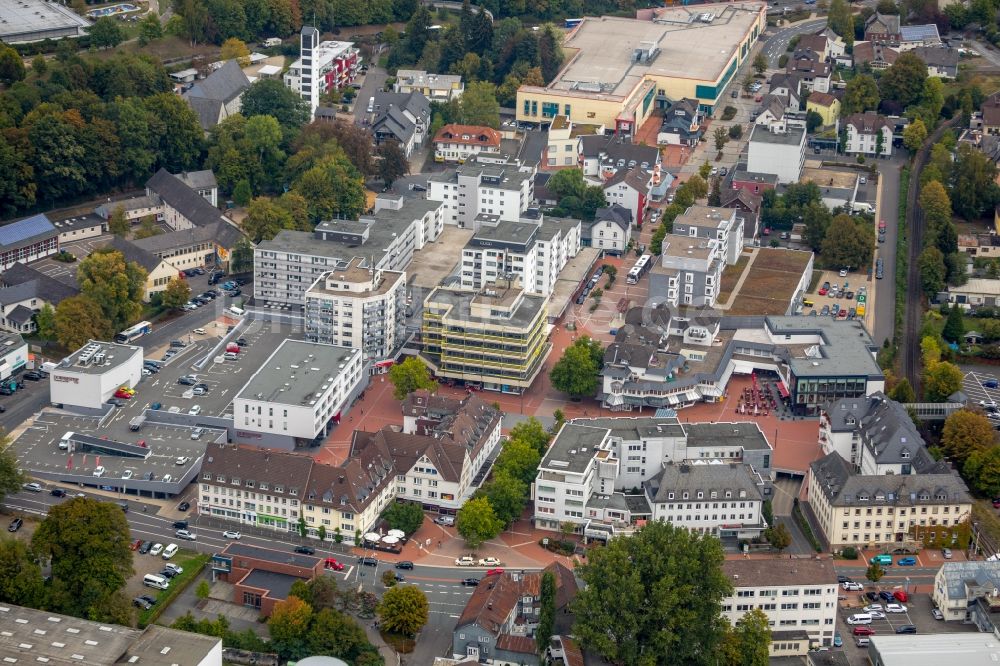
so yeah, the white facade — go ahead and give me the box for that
[747,125,806,185]
[394,70,464,101]
[603,173,648,229]
[845,122,893,156]
[932,561,1000,621]
[428,159,535,229]
[590,216,630,254]
[233,340,364,441]
[48,341,143,410]
[285,29,360,118]
[0,332,28,379]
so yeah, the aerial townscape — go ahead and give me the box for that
[6,0,1000,665]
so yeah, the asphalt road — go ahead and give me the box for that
[354,65,390,126]
[872,156,906,347]
[763,19,827,67]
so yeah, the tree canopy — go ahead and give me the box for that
[942,409,996,466]
[550,336,604,398]
[378,585,429,637]
[77,249,147,333]
[388,357,437,401]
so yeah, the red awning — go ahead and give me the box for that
[776,382,790,399]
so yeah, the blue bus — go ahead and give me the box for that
[565,18,583,28]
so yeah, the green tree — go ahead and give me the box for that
[942,409,995,465]
[240,79,310,129]
[230,237,254,273]
[551,336,603,399]
[951,143,1000,220]
[377,140,409,186]
[573,521,732,666]
[889,378,916,403]
[196,580,212,600]
[538,25,563,83]
[388,357,437,400]
[307,608,374,661]
[493,437,542,485]
[903,118,928,152]
[752,53,767,77]
[828,0,855,44]
[481,472,527,526]
[298,516,307,538]
[964,446,1000,497]
[942,303,965,343]
[918,245,946,297]
[30,54,46,77]
[291,154,366,223]
[0,45,25,85]
[508,416,552,454]
[137,13,163,45]
[456,496,504,549]
[54,295,112,350]
[0,539,45,607]
[267,595,313,661]
[699,161,713,180]
[719,609,771,666]
[820,214,875,271]
[108,204,129,237]
[382,501,425,535]
[841,75,880,115]
[879,52,928,110]
[459,81,500,128]
[34,303,56,341]
[318,525,327,542]
[32,497,133,621]
[0,442,24,509]
[143,92,204,172]
[806,110,824,132]
[923,361,963,403]
[89,17,126,49]
[765,522,792,552]
[232,179,253,207]
[382,569,398,588]
[160,277,191,310]
[378,585,429,637]
[536,570,556,656]
[866,562,885,584]
[713,126,728,152]
[77,250,147,331]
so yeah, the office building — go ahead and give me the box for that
[420,279,550,393]
[428,157,536,229]
[233,340,365,449]
[48,340,142,410]
[303,258,407,367]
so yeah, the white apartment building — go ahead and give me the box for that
[285,28,360,117]
[303,258,407,368]
[254,197,444,307]
[459,215,581,297]
[427,157,535,229]
[747,124,806,185]
[48,340,142,410]
[602,166,650,228]
[233,340,365,449]
[844,112,894,157]
[532,418,772,542]
[394,69,464,101]
[722,558,840,650]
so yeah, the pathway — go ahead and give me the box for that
[715,248,760,310]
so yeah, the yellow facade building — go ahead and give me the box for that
[806,91,841,127]
[516,4,767,132]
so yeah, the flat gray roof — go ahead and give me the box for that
[750,124,806,146]
[426,285,547,329]
[236,340,358,406]
[685,422,771,451]
[870,634,1000,665]
[240,569,305,600]
[569,416,686,439]
[118,624,221,666]
[0,603,140,664]
[765,316,882,378]
[56,340,141,375]
[0,0,90,42]
[541,424,611,474]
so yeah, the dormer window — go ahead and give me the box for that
[667,492,674,500]
[682,492,689,500]
[275,485,284,494]
[901,451,910,459]
[246,480,255,488]
[697,492,704,499]
[859,494,869,501]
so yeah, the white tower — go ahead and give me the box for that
[300,26,320,118]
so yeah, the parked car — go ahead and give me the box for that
[455,556,476,566]
[852,626,875,636]
[478,557,502,567]
[294,546,315,555]
[178,502,191,512]
[358,557,378,567]
[932,608,944,620]
[133,597,153,610]
[895,625,917,634]
[879,591,895,602]
[22,371,42,381]
[865,591,880,602]
[149,543,164,556]
[138,541,153,555]
[8,517,22,532]
[842,581,863,591]
[897,557,917,566]
[943,548,953,559]
[863,604,884,613]
[885,603,907,613]
[175,457,190,466]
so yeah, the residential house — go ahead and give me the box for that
[544,115,605,169]
[932,561,1000,622]
[371,91,431,157]
[433,124,502,163]
[843,112,893,156]
[102,236,180,301]
[0,214,59,272]
[814,27,848,59]
[394,70,464,101]
[819,393,947,475]
[183,60,251,131]
[806,451,972,550]
[658,98,703,146]
[144,169,231,232]
[452,563,578,665]
[786,57,831,93]
[586,204,631,255]
[0,263,77,334]
[747,125,806,184]
[720,187,763,245]
[755,94,790,132]
[797,33,831,61]
[911,46,960,78]
[852,41,900,70]
[603,166,650,227]
[983,94,1000,135]
[806,92,840,126]
[899,24,942,49]
[864,13,901,44]
[729,163,779,195]
[721,558,840,649]
[768,73,801,110]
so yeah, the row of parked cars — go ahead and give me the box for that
[575,266,606,305]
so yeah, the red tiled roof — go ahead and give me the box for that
[497,635,536,654]
[433,124,501,148]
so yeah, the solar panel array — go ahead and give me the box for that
[0,214,55,248]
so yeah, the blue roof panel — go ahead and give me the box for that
[0,214,56,249]
[901,24,939,41]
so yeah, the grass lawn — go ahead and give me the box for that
[138,551,210,627]
[718,254,751,303]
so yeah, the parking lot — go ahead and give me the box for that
[30,236,109,283]
[963,371,1000,411]
[802,269,869,321]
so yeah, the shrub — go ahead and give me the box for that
[721,106,737,121]
[841,546,859,559]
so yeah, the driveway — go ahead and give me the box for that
[354,65,389,125]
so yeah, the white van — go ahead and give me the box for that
[228,305,244,317]
[846,614,872,625]
[855,637,870,647]
[162,543,179,560]
[59,432,74,450]
[143,574,169,590]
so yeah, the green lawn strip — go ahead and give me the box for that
[138,551,210,628]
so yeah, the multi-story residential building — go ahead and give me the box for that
[254,196,444,307]
[768,73,801,110]
[375,390,502,512]
[844,112,893,157]
[819,393,946,475]
[544,115,605,169]
[371,91,431,157]
[394,69,464,101]
[420,279,550,394]
[785,56,831,93]
[807,451,972,550]
[599,310,882,415]
[722,558,839,651]
[459,215,581,297]
[585,204,631,255]
[649,206,744,307]
[433,124,502,163]
[452,563,578,665]
[428,157,535,229]
[933,561,1000,622]
[806,92,840,126]
[284,29,360,116]
[303,258,407,368]
[747,125,806,184]
[0,214,59,272]
[232,340,366,449]
[864,13,901,43]
[531,417,773,541]
[602,166,650,227]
